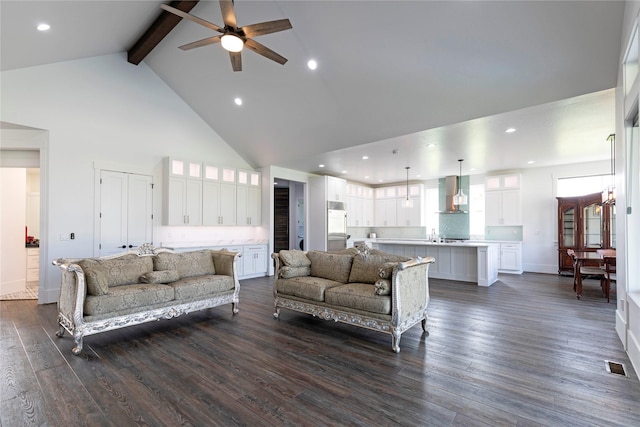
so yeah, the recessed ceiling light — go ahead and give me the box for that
[416,174,421,178]
[234,97,242,106]
[527,160,535,164]
[319,164,325,168]
[364,176,369,179]
[505,128,516,133]
[378,179,384,183]
[341,170,347,174]
[426,143,436,148]
[307,59,318,70]
[362,155,369,160]
[37,23,50,31]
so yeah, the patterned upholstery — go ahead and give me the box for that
[171,275,235,300]
[348,253,404,284]
[279,266,311,278]
[276,276,344,302]
[153,250,216,279]
[279,250,311,267]
[307,251,353,283]
[78,255,153,288]
[325,283,391,315]
[84,283,174,316]
[140,270,180,284]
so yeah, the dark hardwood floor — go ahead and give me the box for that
[2,273,639,426]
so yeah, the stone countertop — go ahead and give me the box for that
[161,240,269,249]
[374,238,499,248]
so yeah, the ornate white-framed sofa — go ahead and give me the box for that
[272,248,435,353]
[52,244,240,355]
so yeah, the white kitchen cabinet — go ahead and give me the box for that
[242,244,268,278]
[326,176,347,202]
[164,158,203,225]
[236,170,261,226]
[375,198,397,226]
[236,185,261,225]
[166,176,202,225]
[26,247,39,282]
[485,173,520,190]
[396,184,424,226]
[203,164,236,225]
[203,181,236,225]
[498,242,523,274]
[486,189,521,225]
[346,183,374,226]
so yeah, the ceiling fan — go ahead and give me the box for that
[161,0,292,72]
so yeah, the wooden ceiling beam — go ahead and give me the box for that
[127,1,200,65]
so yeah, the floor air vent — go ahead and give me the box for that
[605,360,627,376]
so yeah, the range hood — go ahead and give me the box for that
[438,175,468,214]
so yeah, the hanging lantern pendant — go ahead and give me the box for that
[453,159,468,206]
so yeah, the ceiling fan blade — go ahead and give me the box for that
[229,51,242,72]
[219,0,237,28]
[244,38,288,65]
[179,35,222,51]
[242,19,292,38]
[161,4,223,33]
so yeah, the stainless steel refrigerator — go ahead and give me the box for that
[327,201,347,251]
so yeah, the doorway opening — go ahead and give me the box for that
[273,178,305,253]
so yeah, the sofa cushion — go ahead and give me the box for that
[325,283,391,315]
[276,276,344,302]
[279,250,311,268]
[84,284,174,316]
[84,268,109,296]
[307,251,353,283]
[140,270,180,284]
[153,250,216,279]
[374,279,391,296]
[170,275,235,300]
[348,253,404,284]
[78,255,153,288]
[280,266,311,279]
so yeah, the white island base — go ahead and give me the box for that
[375,240,499,286]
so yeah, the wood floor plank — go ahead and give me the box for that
[2,272,640,426]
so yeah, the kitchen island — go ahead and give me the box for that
[373,239,499,286]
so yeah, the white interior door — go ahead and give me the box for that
[99,170,152,256]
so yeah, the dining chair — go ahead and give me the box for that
[567,249,606,298]
[601,254,616,303]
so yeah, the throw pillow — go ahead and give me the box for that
[349,253,401,284]
[279,250,311,268]
[374,279,391,296]
[378,262,399,279]
[307,251,353,283]
[279,266,311,279]
[140,270,180,284]
[84,268,109,296]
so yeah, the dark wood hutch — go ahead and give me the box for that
[557,192,616,274]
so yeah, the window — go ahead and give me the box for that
[425,187,439,236]
[557,174,611,198]
[469,183,485,238]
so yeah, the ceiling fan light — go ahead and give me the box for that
[221,34,244,52]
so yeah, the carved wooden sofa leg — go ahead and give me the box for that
[232,302,239,314]
[273,306,280,319]
[72,334,84,355]
[392,329,402,353]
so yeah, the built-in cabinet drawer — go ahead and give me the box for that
[26,247,39,282]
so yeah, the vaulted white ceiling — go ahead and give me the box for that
[0,1,624,183]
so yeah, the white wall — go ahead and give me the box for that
[1,53,263,302]
[520,160,609,273]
